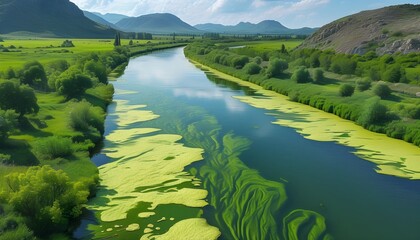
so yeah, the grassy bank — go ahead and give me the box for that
[184,40,420,147]
[0,38,188,239]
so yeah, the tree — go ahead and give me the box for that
[266,58,288,78]
[356,78,371,91]
[309,52,320,68]
[373,83,391,99]
[357,97,388,127]
[292,67,310,83]
[113,32,121,47]
[3,166,89,236]
[232,56,249,69]
[83,60,108,84]
[55,69,92,99]
[312,68,324,83]
[244,62,261,75]
[5,67,16,79]
[20,61,47,91]
[0,204,34,239]
[0,81,39,117]
[0,109,19,144]
[339,83,355,97]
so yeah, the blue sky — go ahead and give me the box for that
[71,0,419,28]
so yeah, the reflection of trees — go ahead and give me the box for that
[205,72,256,96]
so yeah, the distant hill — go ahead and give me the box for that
[0,0,115,38]
[299,4,420,55]
[83,11,119,29]
[115,13,200,34]
[195,20,316,35]
[91,12,129,24]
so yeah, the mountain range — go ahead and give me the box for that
[0,0,114,38]
[195,21,316,35]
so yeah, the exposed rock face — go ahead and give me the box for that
[299,4,420,55]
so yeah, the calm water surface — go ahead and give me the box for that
[76,48,420,240]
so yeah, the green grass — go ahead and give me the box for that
[220,40,302,53]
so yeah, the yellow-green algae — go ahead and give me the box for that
[159,102,332,240]
[140,218,221,240]
[89,99,219,239]
[191,61,420,179]
[283,210,333,240]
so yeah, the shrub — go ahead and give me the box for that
[232,56,249,69]
[266,58,288,78]
[243,62,261,75]
[312,68,324,83]
[0,109,18,143]
[254,57,262,64]
[356,78,371,91]
[383,65,401,83]
[292,67,310,83]
[339,84,355,97]
[357,97,388,127]
[84,60,108,84]
[373,83,391,99]
[55,68,92,99]
[33,136,73,160]
[69,101,104,134]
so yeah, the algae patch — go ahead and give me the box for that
[194,61,420,180]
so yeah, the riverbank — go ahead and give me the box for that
[187,59,420,179]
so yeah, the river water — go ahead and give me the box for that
[75,47,420,240]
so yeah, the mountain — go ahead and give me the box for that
[299,4,420,55]
[115,13,200,34]
[0,0,115,38]
[194,20,316,35]
[91,12,129,24]
[83,11,118,29]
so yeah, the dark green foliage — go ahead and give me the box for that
[20,61,47,91]
[114,32,121,47]
[69,101,104,144]
[292,67,310,83]
[60,40,74,48]
[55,69,92,99]
[356,78,371,91]
[5,68,16,79]
[3,166,89,237]
[243,62,261,75]
[0,109,18,144]
[84,60,108,84]
[254,57,262,64]
[232,56,249,69]
[357,97,388,127]
[33,136,73,160]
[383,65,401,82]
[330,55,357,74]
[373,83,391,99]
[0,204,34,240]
[266,59,288,78]
[309,52,320,67]
[0,81,39,117]
[47,60,69,73]
[312,68,324,83]
[339,84,355,97]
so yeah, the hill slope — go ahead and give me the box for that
[195,20,316,35]
[92,12,129,24]
[83,11,119,29]
[115,13,200,34]
[300,4,420,55]
[0,0,115,38]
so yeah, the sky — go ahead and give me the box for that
[71,0,419,28]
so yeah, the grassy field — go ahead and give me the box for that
[0,38,177,71]
[218,39,303,53]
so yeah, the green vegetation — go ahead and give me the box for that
[0,37,187,238]
[185,40,420,146]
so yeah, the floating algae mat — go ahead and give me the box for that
[88,97,220,239]
[194,62,420,180]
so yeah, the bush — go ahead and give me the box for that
[232,56,249,69]
[0,204,34,239]
[0,82,39,117]
[383,65,401,83]
[84,60,108,84]
[0,109,18,143]
[3,166,89,236]
[312,68,324,83]
[356,78,371,91]
[254,57,262,64]
[33,136,73,160]
[357,97,388,127]
[339,84,355,97]
[55,68,92,99]
[373,83,391,99]
[266,58,288,78]
[243,62,261,75]
[69,101,104,134]
[292,67,310,83]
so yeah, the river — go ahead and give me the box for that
[75,47,420,240]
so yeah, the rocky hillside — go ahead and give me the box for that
[0,0,115,38]
[300,4,420,55]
